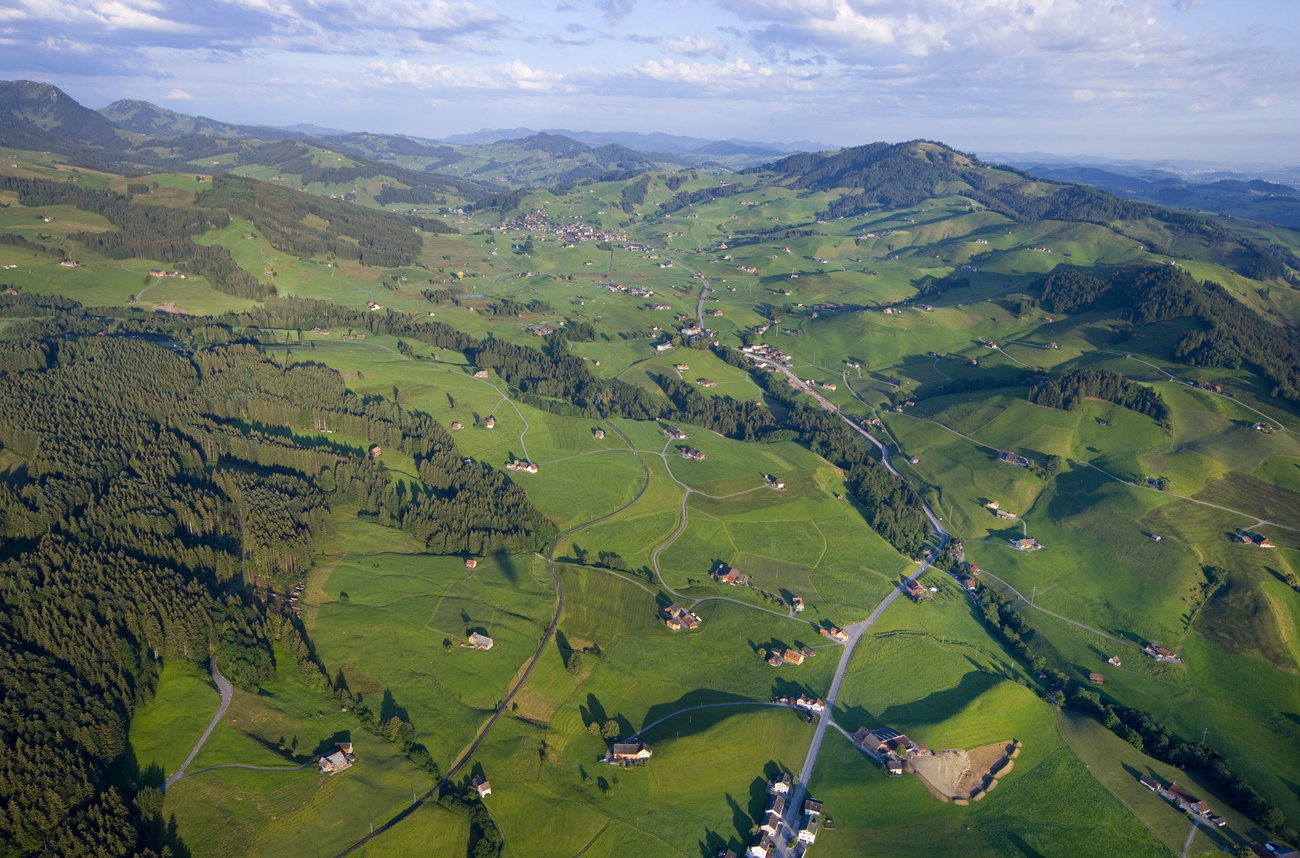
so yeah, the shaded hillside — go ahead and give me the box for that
[100,98,303,141]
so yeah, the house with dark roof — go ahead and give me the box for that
[610,742,653,761]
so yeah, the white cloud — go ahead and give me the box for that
[165,87,193,98]
[369,58,561,90]
[4,0,194,32]
[664,35,727,59]
[631,56,771,88]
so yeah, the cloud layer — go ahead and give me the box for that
[0,0,1293,160]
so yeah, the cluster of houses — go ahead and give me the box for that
[663,602,701,631]
[1031,246,1054,253]
[740,343,793,366]
[767,645,814,667]
[318,742,356,775]
[1138,775,1227,827]
[773,694,826,715]
[147,269,186,278]
[985,500,1017,520]
[505,460,539,474]
[605,741,652,766]
[733,775,825,857]
[851,727,922,775]
[820,626,848,642]
[341,332,366,340]
[1237,530,1276,548]
[499,209,626,246]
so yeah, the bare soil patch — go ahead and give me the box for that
[911,740,1017,801]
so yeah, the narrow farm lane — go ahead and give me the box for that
[163,657,233,792]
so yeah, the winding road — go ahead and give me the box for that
[163,657,233,792]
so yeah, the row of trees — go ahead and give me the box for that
[1027,368,1171,425]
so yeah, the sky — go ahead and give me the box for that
[0,0,1296,162]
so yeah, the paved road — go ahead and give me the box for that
[750,355,950,857]
[163,657,233,792]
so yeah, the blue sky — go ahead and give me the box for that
[0,0,1295,162]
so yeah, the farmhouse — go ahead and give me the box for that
[318,742,356,774]
[995,510,1017,520]
[711,566,749,586]
[999,450,1030,467]
[698,379,717,388]
[1108,656,1122,667]
[851,727,918,756]
[846,359,861,368]
[791,596,804,613]
[821,626,849,642]
[782,648,805,666]
[505,460,539,473]
[609,742,653,761]
[1011,538,1042,551]
[821,382,837,391]
[674,364,690,371]
[1167,783,1211,818]
[1237,530,1275,548]
[957,575,977,591]
[1144,643,1180,662]
[663,603,700,630]
[985,500,1000,510]
[767,475,785,490]
[484,416,496,429]
[464,558,477,569]
[679,446,707,460]
[468,633,494,650]
[1089,673,1104,684]
[472,775,491,797]
[1139,774,1162,791]
[472,369,490,378]
[663,425,688,440]
[906,579,929,601]
[368,446,382,458]
[593,428,604,439]
[450,422,463,430]
[655,342,674,352]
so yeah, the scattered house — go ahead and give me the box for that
[450,422,463,430]
[465,558,477,569]
[799,646,816,660]
[1144,643,1180,662]
[791,597,804,613]
[1089,673,1104,685]
[59,260,80,268]
[804,799,823,816]
[994,509,1017,520]
[318,742,356,774]
[1167,783,1211,818]
[821,382,837,391]
[472,775,492,798]
[610,742,653,761]
[664,425,688,440]
[887,376,902,387]
[782,648,806,666]
[846,359,861,369]
[2,287,16,295]
[484,416,496,429]
[468,633,494,650]
[957,575,977,591]
[1108,656,1122,667]
[655,342,674,352]
[771,773,792,794]
[1139,774,1162,792]
[472,369,490,378]
[698,379,717,388]
[999,450,1030,467]
[767,475,786,490]
[1237,530,1275,548]
[367,301,382,311]
[1151,534,1162,543]
[767,652,785,666]
[505,460,539,474]
[712,566,749,586]
[985,500,1000,510]
[593,428,605,439]
[679,446,707,460]
[1011,538,1042,551]
[663,603,700,630]
[851,727,918,756]
[674,363,690,371]
[966,358,979,366]
[368,445,382,458]
[821,627,849,642]
[909,456,920,465]
[906,579,929,601]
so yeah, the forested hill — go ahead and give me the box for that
[0,337,552,857]
[747,139,1293,282]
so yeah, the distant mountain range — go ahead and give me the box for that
[437,127,833,157]
[981,151,1300,229]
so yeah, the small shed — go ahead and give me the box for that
[1089,673,1104,684]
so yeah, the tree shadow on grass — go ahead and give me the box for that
[877,669,1001,728]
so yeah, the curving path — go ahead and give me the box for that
[162,657,233,792]
[335,418,651,857]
